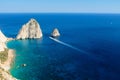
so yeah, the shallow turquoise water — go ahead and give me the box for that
[7,37,84,80]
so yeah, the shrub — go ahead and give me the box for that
[0,49,8,63]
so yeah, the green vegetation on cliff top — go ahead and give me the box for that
[0,49,8,63]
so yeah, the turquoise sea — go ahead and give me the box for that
[0,13,120,80]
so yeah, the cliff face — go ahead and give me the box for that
[0,43,6,52]
[0,30,7,43]
[16,18,43,39]
[0,30,16,80]
[0,30,7,51]
[51,28,60,37]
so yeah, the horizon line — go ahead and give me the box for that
[0,12,120,14]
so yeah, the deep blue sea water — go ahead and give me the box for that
[0,13,120,80]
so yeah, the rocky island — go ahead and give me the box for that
[51,28,60,37]
[16,18,43,39]
[0,30,16,80]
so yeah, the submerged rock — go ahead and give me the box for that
[51,28,60,37]
[16,18,43,39]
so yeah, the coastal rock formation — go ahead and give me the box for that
[0,43,7,52]
[0,30,7,51]
[51,28,60,37]
[0,30,7,43]
[0,68,16,80]
[16,18,43,39]
[0,30,16,80]
[0,49,16,80]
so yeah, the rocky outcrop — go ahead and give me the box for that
[0,30,16,80]
[0,30,7,43]
[51,28,60,37]
[0,49,16,80]
[16,18,43,39]
[0,68,16,80]
[0,30,7,52]
[0,43,7,52]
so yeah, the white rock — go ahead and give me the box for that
[16,18,43,39]
[0,43,5,51]
[0,30,7,51]
[0,30,7,43]
[0,30,16,80]
[0,42,7,52]
[51,28,60,37]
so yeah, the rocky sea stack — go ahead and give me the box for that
[16,18,43,39]
[51,28,60,37]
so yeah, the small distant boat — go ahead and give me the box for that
[21,64,27,67]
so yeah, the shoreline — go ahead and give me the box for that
[1,49,15,71]
[0,49,17,80]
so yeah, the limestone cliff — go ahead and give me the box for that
[16,18,43,39]
[0,68,16,80]
[51,28,60,37]
[0,30,16,80]
[0,30,7,43]
[0,30,7,51]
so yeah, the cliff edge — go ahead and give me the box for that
[0,30,7,52]
[0,30,16,80]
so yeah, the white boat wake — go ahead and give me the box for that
[49,37,106,62]
[49,37,88,54]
